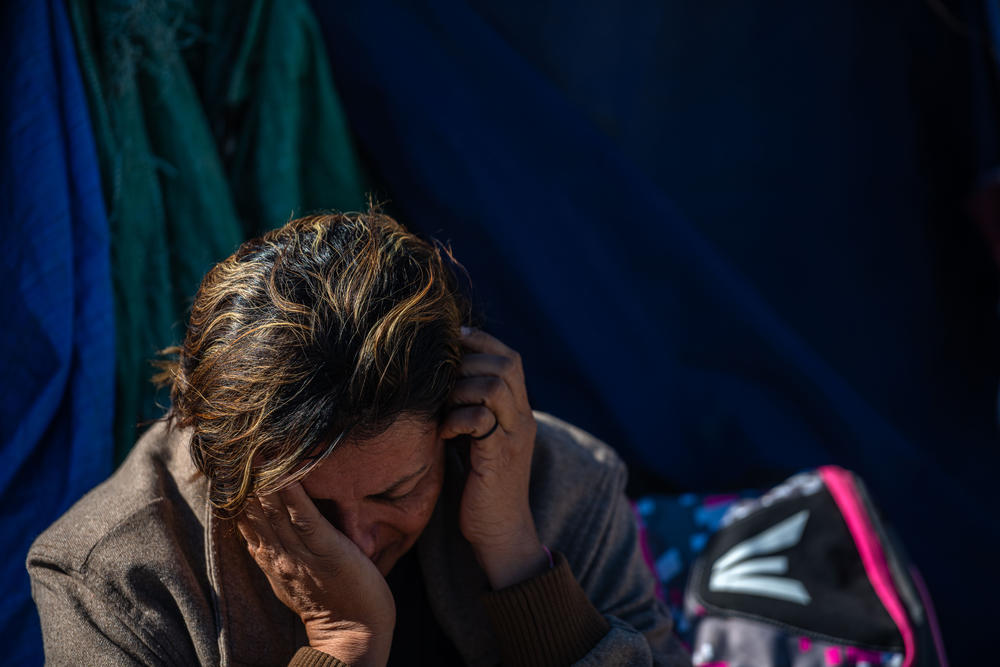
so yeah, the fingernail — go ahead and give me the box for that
[460,326,472,336]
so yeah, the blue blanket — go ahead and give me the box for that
[0,1,114,663]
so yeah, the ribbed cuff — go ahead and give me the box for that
[288,646,351,667]
[482,551,610,667]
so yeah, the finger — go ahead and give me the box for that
[258,492,305,554]
[458,353,516,378]
[449,376,518,426]
[235,517,260,549]
[458,353,527,402]
[243,496,283,549]
[278,482,337,555]
[440,404,502,442]
[460,328,518,359]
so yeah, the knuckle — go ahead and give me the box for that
[254,544,278,564]
[288,514,315,536]
[259,502,282,521]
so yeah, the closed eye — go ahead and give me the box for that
[366,463,431,503]
[373,488,416,504]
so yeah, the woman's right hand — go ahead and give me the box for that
[237,483,396,667]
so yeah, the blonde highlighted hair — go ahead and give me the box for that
[155,211,468,516]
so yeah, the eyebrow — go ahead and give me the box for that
[369,463,431,499]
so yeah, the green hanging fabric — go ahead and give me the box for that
[66,0,368,461]
[190,0,368,233]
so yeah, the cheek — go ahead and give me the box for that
[391,491,439,538]
[380,482,442,549]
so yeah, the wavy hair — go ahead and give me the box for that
[155,211,468,516]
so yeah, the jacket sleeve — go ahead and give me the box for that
[28,557,186,666]
[568,465,691,667]
[526,415,691,667]
[480,494,691,667]
[288,647,351,666]
[30,550,347,667]
[481,550,609,666]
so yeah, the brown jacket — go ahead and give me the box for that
[28,412,690,666]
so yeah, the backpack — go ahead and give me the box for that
[681,466,948,667]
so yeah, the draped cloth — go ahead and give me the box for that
[3,1,366,661]
[0,1,114,663]
[66,0,367,461]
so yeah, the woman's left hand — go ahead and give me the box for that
[439,328,548,590]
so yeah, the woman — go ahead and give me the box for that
[28,212,689,666]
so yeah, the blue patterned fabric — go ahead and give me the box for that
[635,492,751,642]
[0,1,114,663]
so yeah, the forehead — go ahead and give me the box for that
[302,416,440,498]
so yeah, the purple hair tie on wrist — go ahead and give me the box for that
[542,545,554,569]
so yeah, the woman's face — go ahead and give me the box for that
[300,415,445,576]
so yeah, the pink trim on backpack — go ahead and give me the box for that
[703,493,740,507]
[845,645,883,662]
[819,466,915,667]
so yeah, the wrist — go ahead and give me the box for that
[473,533,550,590]
[306,620,393,667]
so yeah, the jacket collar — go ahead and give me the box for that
[207,506,304,666]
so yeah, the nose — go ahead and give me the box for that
[336,508,379,560]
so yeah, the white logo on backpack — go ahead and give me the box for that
[708,510,811,605]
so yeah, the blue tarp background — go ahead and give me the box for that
[3,0,999,663]
[313,1,999,661]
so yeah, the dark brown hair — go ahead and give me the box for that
[155,211,467,516]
